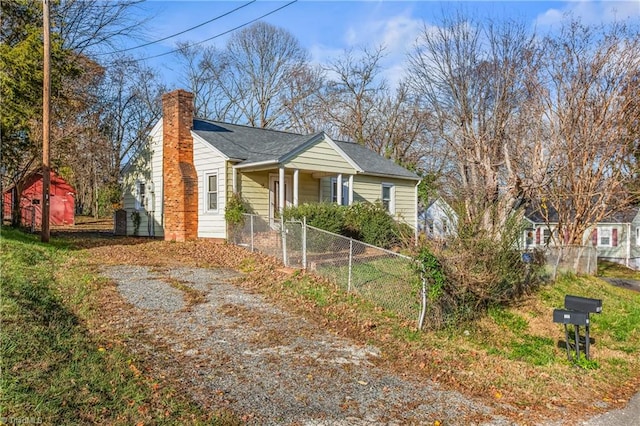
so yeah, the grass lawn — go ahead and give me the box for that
[0,228,226,425]
[2,226,639,424]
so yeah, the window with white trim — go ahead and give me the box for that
[206,173,218,212]
[330,178,349,205]
[135,181,146,210]
[636,227,640,246]
[381,183,394,214]
[599,227,612,247]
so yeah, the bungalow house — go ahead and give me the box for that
[2,168,76,228]
[121,90,420,241]
[524,204,640,269]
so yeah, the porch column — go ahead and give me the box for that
[348,175,354,205]
[293,169,299,207]
[279,166,285,216]
[336,173,343,205]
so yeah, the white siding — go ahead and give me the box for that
[121,121,164,237]
[194,136,227,239]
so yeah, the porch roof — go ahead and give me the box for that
[192,118,419,180]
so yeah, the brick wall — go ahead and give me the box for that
[162,90,198,241]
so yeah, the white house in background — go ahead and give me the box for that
[120,89,421,241]
[524,204,640,270]
[418,197,457,239]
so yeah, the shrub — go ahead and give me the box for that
[285,202,411,250]
[414,215,545,330]
[283,203,346,234]
[225,193,248,243]
[344,202,403,248]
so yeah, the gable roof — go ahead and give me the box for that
[192,118,419,180]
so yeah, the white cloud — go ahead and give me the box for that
[534,1,640,29]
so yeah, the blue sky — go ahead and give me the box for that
[119,0,640,88]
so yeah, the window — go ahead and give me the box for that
[525,230,534,246]
[381,183,394,214]
[636,227,640,246]
[206,173,218,211]
[599,227,612,247]
[330,178,349,205]
[135,181,146,210]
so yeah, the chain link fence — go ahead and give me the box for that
[232,214,423,324]
[543,245,598,279]
[232,215,600,328]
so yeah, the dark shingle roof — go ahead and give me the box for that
[525,203,639,224]
[334,140,418,180]
[192,118,419,180]
[192,119,307,162]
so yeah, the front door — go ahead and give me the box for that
[269,174,292,225]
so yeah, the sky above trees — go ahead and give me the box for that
[104,0,640,89]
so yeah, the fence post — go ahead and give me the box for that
[250,214,254,252]
[281,216,288,267]
[302,217,307,270]
[418,271,427,330]
[348,238,353,292]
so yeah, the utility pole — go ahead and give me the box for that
[41,0,51,242]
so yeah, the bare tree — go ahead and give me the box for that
[220,21,312,128]
[54,0,146,54]
[533,20,640,244]
[176,43,233,120]
[99,57,165,178]
[279,64,325,134]
[318,47,388,145]
[407,14,544,236]
[313,46,432,171]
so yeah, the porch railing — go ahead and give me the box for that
[231,214,424,326]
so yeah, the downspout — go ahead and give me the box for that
[278,167,285,217]
[293,169,299,207]
[414,182,419,244]
[627,223,631,268]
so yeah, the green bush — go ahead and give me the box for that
[344,202,402,248]
[285,202,409,249]
[97,183,121,217]
[283,203,347,234]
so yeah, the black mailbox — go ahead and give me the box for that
[553,309,589,326]
[554,295,603,362]
[564,295,602,314]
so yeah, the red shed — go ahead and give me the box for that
[3,169,75,227]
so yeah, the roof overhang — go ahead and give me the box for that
[233,159,279,171]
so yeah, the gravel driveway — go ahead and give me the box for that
[101,264,515,425]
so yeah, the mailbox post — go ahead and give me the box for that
[553,295,602,361]
[564,295,602,360]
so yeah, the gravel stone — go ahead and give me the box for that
[102,265,517,425]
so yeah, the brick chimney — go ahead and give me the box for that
[162,90,198,241]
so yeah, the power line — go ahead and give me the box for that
[96,1,257,56]
[136,0,298,62]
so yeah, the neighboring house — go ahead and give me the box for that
[418,197,457,239]
[524,204,640,269]
[121,90,420,241]
[2,169,76,227]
